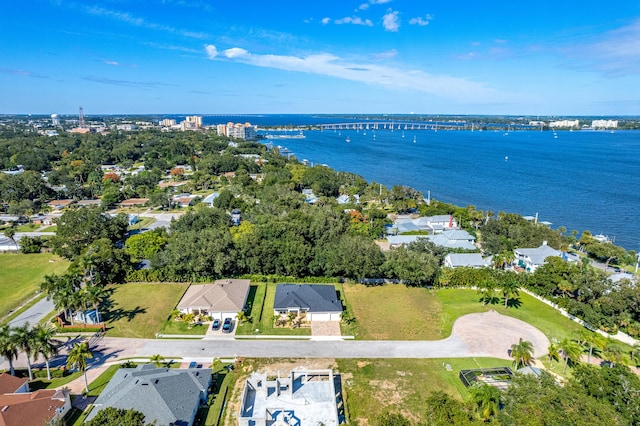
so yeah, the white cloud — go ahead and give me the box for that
[563,18,640,77]
[204,44,218,59]
[409,14,433,26]
[358,3,369,11]
[371,0,393,3]
[208,46,503,103]
[335,16,373,26]
[371,49,398,60]
[382,10,400,32]
[224,47,249,59]
[103,60,120,66]
[321,17,331,25]
[494,39,508,44]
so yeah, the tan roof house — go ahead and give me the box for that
[118,198,149,207]
[177,279,251,320]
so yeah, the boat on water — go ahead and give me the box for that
[346,136,351,143]
[413,135,416,143]
[402,131,405,138]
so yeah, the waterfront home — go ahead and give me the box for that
[513,241,562,272]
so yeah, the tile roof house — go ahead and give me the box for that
[273,284,342,321]
[513,241,562,272]
[177,279,251,320]
[443,253,489,268]
[118,198,149,207]
[0,386,70,426]
[85,365,211,426]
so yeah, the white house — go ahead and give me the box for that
[443,253,488,268]
[513,241,563,272]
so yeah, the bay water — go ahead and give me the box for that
[200,115,640,250]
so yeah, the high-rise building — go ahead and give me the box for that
[51,114,60,126]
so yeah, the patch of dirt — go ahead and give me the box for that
[357,360,371,368]
[369,379,408,406]
[452,310,550,359]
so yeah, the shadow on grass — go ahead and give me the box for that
[102,306,147,323]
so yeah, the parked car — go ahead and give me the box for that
[188,361,197,369]
[212,319,221,330]
[222,317,232,333]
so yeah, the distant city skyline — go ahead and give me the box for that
[2,1,639,115]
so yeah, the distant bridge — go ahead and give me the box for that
[318,122,540,131]
[319,121,465,131]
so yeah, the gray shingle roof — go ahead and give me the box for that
[273,284,342,313]
[86,366,211,426]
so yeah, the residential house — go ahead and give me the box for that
[238,369,340,426]
[273,284,342,321]
[0,374,29,394]
[85,365,211,426]
[428,230,476,250]
[386,229,476,251]
[177,279,251,320]
[389,215,458,235]
[302,189,318,204]
[201,192,219,207]
[0,374,70,426]
[513,241,562,272]
[118,198,149,208]
[443,253,488,268]
[47,199,75,210]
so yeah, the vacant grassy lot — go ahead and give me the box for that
[343,283,443,340]
[437,288,586,342]
[344,284,587,343]
[104,283,189,338]
[337,357,507,423]
[0,253,69,319]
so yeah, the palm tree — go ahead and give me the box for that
[559,338,582,373]
[13,324,35,380]
[579,330,605,364]
[150,354,164,368]
[602,339,623,368]
[468,383,500,421]
[510,338,534,368]
[82,284,108,324]
[500,275,520,308]
[547,342,560,366]
[0,325,18,376]
[32,324,60,381]
[66,342,93,394]
[631,343,640,366]
[477,280,496,306]
[3,227,18,250]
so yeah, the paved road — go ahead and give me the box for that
[8,297,54,328]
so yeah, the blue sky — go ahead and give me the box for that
[2,0,639,115]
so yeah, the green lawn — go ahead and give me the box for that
[103,283,190,338]
[437,288,586,342]
[343,283,443,340]
[161,316,208,335]
[0,253,69,320]
[39,225,57,232]
[344,284,587,343]
[345,357,508,424]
